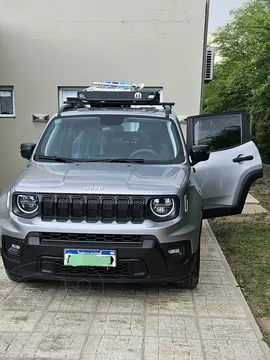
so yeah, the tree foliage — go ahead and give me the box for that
[203,0,270,163]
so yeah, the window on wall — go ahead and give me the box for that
[58,87,85,107]
[0,87,15,117]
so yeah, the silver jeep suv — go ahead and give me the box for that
[0,82,263,289]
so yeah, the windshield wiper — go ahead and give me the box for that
[71,158,145,163]
[35,155,77,163]
[36,156,145,163]
[80,158,145,163]
[107,158,145,163]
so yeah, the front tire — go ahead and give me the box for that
[175,218,202,289]
[175,248,200,289]
[5,271,23,282]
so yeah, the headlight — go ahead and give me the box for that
[150,197,175,218]
[17,194,39,214]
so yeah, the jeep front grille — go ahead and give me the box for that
[40,195,145,223]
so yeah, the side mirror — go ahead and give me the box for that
[191,145,210,166]
[20,143,36,160]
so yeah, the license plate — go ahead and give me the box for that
[64,249,116,267]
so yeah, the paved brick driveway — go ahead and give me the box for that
[0,221,269,359]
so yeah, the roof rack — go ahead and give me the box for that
[58,81,175,115]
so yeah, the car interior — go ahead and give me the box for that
[43,116,178,161]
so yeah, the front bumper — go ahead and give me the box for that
[2,233,199,283]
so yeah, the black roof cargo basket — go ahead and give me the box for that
[59,81,175,115]
[77,88,160,104]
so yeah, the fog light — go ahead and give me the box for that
[167,245,186,259]
[11,244,20,250]
[3,236,24,258]
[168,248,182,255]
[8,244,21,256]
[161,242,189,266]
[7,243,21,256]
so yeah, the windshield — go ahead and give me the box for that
[34,114,184,164]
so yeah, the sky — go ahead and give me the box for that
[208,0,246,35]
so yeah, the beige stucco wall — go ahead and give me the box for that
[0,0,208,189]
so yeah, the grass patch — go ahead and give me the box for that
[211,214,270,317]
[250,180,270,212]
[210,174,270,344]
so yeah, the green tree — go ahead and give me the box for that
[203,0,270,163]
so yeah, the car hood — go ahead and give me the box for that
[14,162,189,196]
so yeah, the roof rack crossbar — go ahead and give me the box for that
[61,97,175,114]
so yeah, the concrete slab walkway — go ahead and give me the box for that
[243,193,268,214]
[0,221,269,359]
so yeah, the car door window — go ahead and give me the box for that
[187,113,250,153]
[193,114,244,151]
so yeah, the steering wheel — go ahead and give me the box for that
[129,149,160,160]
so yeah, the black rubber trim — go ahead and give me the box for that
[202,168,263,219]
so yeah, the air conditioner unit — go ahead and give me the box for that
[204,47,215,83]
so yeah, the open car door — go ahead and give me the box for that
[186,112,263,219]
